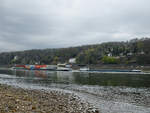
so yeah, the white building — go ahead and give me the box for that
[107,53,112,57]
[139,51,145,55]
[69,58,76,64]
[14,56,18,60]
[127,52,133,56]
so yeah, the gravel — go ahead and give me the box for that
[0,84,99,113]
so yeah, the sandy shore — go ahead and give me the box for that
[0,84,99,113]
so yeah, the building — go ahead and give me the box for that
[139,51,145,55]
[69,58,76,64]
[107,53,112,57]
[14,56,18,60]
[127,52,133,56]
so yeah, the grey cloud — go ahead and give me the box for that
[0,0,150,52]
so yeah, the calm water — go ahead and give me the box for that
[0,69,150,113]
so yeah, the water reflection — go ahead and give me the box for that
[0,69,150,88]
[73,72,150,87]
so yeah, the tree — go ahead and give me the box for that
[101,56,120,64]
[52,56,59,64]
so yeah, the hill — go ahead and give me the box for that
[0,38,150,65]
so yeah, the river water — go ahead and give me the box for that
[0,69,150,113]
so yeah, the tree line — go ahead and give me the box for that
[0,38,150,65]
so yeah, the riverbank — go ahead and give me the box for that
[0,84,99,113]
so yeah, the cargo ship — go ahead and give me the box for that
[12,65,57,70]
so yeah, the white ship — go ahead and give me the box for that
[57,63,72,71]
[79,67,90,71]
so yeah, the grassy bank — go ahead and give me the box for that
[0,84,99,113]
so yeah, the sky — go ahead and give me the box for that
[1,0,150,52]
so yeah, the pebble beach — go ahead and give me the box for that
[0,84,99,113]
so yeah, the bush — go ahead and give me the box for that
[102,56,120,64]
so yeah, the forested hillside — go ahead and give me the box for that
[0,38,150,65]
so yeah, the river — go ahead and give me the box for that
[0,69,150,113]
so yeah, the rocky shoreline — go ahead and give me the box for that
[0,84,99,113]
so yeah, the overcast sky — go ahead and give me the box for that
[1,0,150,52]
